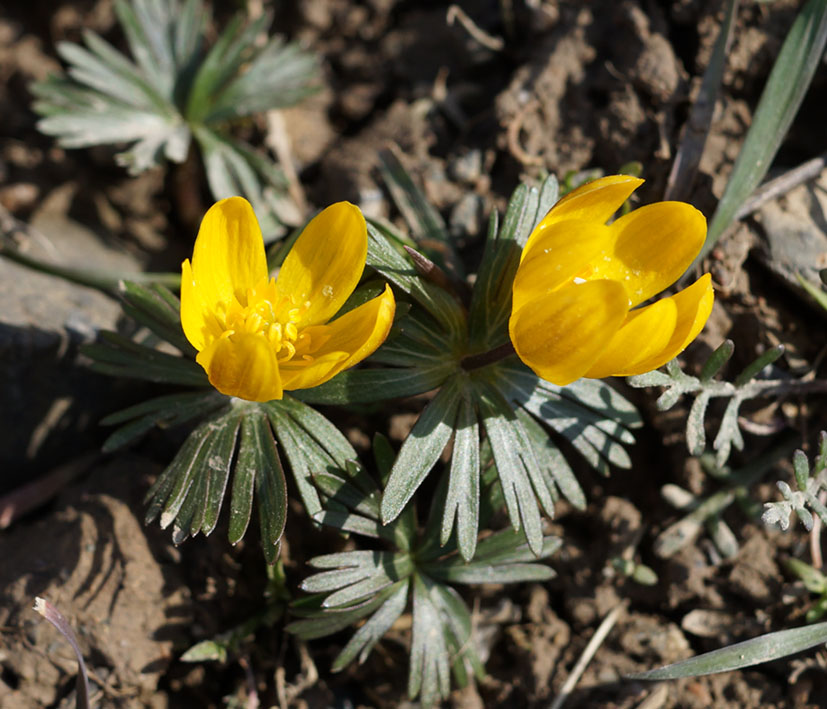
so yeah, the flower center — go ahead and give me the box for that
[223,280,314,362]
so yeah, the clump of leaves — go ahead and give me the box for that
[83,280,362,564]
[763,431,827,532]
[299,151,642,562]
[628,340,827,466]
[287,434,559,707]
[785,557,827,623]
[31,0,318,235]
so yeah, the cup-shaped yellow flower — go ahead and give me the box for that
[181,197,396,402]
[509,175,714,386]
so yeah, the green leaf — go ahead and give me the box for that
[267,411,324,518]
[468,175,558,347]
[228,413,259,545]
[265,395,359,518]
[442,394,481,561]
[629,620,827,680]
[798,272,827,310]
[119,281,192,355]
[475,380,544,556]
[250,412,287,563]
[202,414,243,536]
[294,364,454,405]
[787,558,827,594]
[184,12,267,122]
[686,390,712,455]
[287,585,399,641]
[311,471,380,520]
[83,331,208,387]
[734,345,784,386]
[409,573,451,705]
[498,362,636,473]
[34,92,187,174]
[144,416,215,527]
[101,391,225,452]
[312,508,385,539]
[180,640,226,663]
[794,449,811,492]
[302,550,412,608]
[377,148,460,277]
[114,0,181,98]
[700,340,735,381]
[60,34,165,111]
[516,409,586,510]
[366,221,466,335]
[425,530,559,584]
[170,411,242,541]
[331,579,409,671]
[203,39,318,124]
[700,0,827,260]
[193,126,285,238]
[381,375,465,524]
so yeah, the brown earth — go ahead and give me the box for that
[2,0,827,707]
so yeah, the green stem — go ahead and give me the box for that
[0,241,180,293]
[460,341,516,371]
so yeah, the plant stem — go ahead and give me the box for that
[460,341,516,371]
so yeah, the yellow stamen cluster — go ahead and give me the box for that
[221,283,314,363]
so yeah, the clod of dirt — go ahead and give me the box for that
[317,100,434,211]
[523,586,571,699]
[755,171,827,308]
[0,458,191,707]
[727,530,781,606]
[681,608,764,643]
[617,613,691,665]
[495,6,596,174]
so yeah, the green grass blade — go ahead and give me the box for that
[629,620,827,680]
[664,0,739,201]
[699,0,827,261]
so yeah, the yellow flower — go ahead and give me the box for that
[181,197,396,402]
[509,175,714,386]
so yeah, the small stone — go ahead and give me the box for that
[0,182,39,212]
[450,193,484,238]
[0,185,144,492]
[447,149,483,184]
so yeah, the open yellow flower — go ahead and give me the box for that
[181,197,396,402]
[509,175,714,386]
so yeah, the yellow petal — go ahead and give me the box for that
[279,351,350,392]
[584,297,678,378]
[523,175,642,257]
[588,202,706,307]
[196,332,283,402]
[180,259,225,351]
[275,202,367,327]
[281,284,396,391]
[615,274,714,376]
[513,218,611,314]
[508,280,629,386]
[190,197,268,312]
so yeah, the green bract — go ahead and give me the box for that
[85,280,364,564]
[287,435,560,707]
[300,155,642,560]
